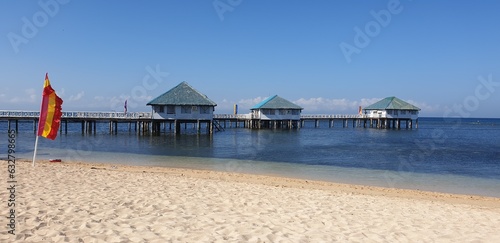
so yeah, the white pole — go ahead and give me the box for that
[32,135,40,167]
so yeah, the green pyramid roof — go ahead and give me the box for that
[364,97,420,111]
[147,81,217,106]
[251,95,303,110]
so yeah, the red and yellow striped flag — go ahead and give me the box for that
[37,73,63,140]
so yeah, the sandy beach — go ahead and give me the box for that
[1,159,500,242]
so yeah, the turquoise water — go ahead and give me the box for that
[2,117,500,197]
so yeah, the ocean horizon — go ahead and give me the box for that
[2,117,500,197]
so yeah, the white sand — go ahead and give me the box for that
[1,160,499,242]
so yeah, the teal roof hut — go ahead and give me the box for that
[249,95,303,129]
[147,81,217,133]
[363,96,420,112]
[363,96,420,128]
[251,95,303,111]
[147,81,217,108]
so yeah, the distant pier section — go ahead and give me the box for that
[213,114,417,130]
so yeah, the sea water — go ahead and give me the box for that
[1,117,499,197]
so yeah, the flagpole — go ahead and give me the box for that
[32,135,40,167]
[33,72,45,167]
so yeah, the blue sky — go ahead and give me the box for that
[1,0,500,117]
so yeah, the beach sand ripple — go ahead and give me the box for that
[1,160,499,242]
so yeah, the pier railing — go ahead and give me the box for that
[213,114,252,119]
[0,110,152,119]
[301,114,363,119]
[1,110,366,120]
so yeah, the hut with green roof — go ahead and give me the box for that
[362,96,420,129]
[249,95,303,129]
[147,81,217,134]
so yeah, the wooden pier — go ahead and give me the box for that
[0,110,418,134]
[0,110,152,134]
[300,114,418,129]
[212,114,418,129]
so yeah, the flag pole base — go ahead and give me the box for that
[32,136,40,167]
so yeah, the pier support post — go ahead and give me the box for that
[175,120,180,135]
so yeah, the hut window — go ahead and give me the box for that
[181,106,192,114]
[400,110,406,115]
[167,106,175,114]
[200,106,210,114]
[292,110,299,115]
[387,110,393,115]
[159,106,165,113]
[279,110,287,115]
[263,109,275,115]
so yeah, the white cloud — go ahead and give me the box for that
[213,96,267,114]
[238,96,266,107]
[294,97,381,114]
[406,100,441,113]
[68,91,85,101]
[7,89,37,104]
[58,88,66,96]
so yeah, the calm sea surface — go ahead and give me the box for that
[2,117,499,197]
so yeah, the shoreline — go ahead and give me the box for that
[19,159,500,207]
